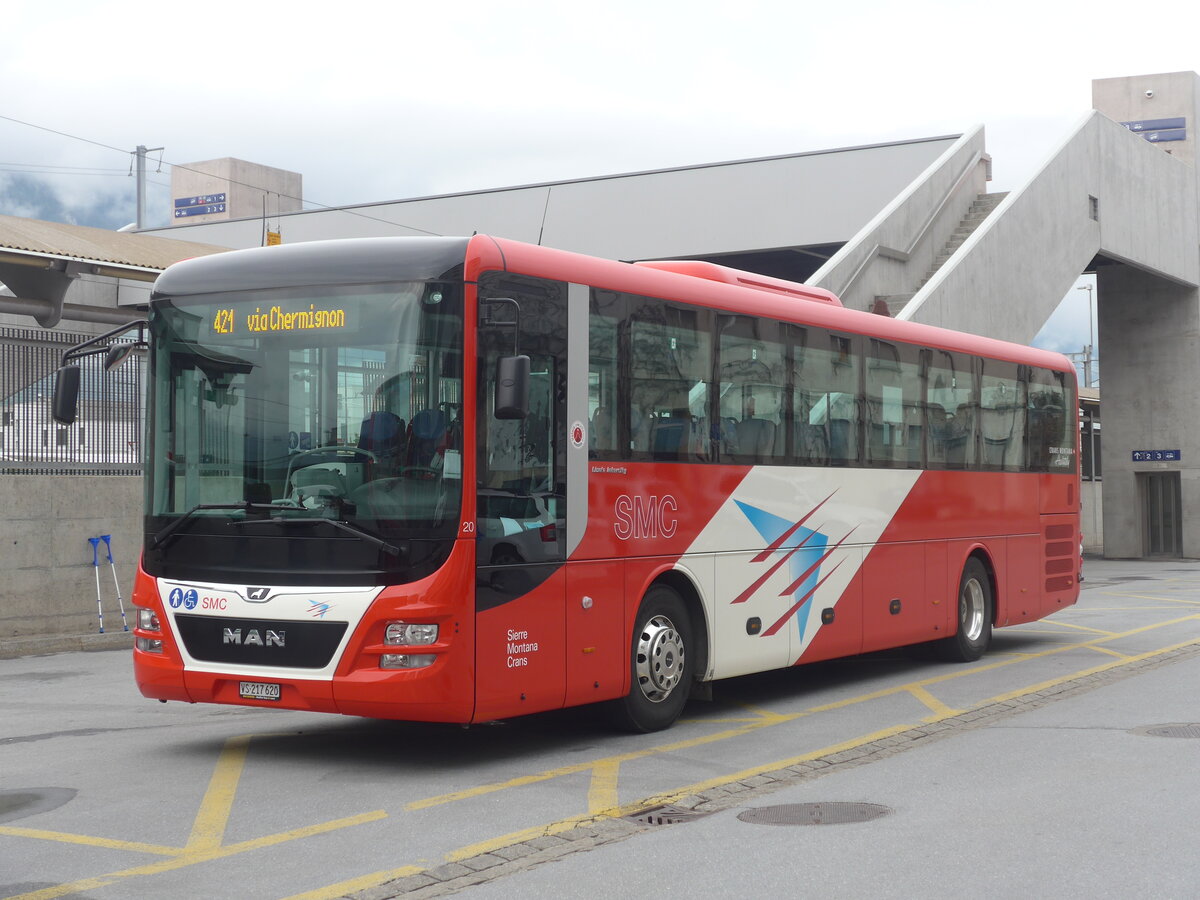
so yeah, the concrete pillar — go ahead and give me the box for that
[1097,264,1200,557]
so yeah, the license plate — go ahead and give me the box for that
[239,681,281,701]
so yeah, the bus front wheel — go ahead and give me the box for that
[610,584,693,733]
[939,557,993,662]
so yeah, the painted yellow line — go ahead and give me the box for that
[981,637,1200,706]
[411,612,1200,815]
[278,866,426,900]
[1037,620,1117,636]
[7,811,389,900]
[587,758,622,814]
[407,705,802,811]
[284,625,1200,900]
[186,734,252,851]
[1079,606,1196,612]
[0,826,179,856]
[1087,645,1131,659]
[907,685,963,719]
[1120,594,1200,606]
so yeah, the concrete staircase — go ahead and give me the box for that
[917,192,1008,290]
[872,192,1008,316]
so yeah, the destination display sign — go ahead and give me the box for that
[209,302,355,337]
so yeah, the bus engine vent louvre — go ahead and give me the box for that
[736,802,893,826]
[626,804,715,826]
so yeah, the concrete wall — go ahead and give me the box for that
[1082,479,1104,555]
[1095,266,1200,558]
[899,112,1198,344]
[1093,70,1198,167]
[808,126,989,311]
[0,475,141,639]
[169,157,303,226]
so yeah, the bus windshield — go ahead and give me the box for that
[143,280,464,585]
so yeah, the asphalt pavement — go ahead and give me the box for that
[4,557,1200,900]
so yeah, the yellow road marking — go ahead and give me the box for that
[410,612,1200,815]
[1087,645,1131,659]
[0,827,178,856]
[278,866,426,900]
[407,705,801,811]
[7,811,388,900]
[587,758,622,814]
[187,734,251,851]
[1119,593,1200,606]
[1037,620,1117,636]
[981,637,1200,706]
[12,612,1200,900]
[349,631,1200,898]
[907,685,963,719]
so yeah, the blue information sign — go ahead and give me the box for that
[1144,128,1186,143]
[1132,449,1181,462]
[1121,118,1186,143]
[174,192,227,209]
[1122,117,1186,132]
[174,203,227,218]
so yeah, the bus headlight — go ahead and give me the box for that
[380,653,436,669]
[138,608,161,631]
[385,622,438,645]
[136,637,163,653]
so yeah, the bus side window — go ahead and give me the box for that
[981,360,1026,472]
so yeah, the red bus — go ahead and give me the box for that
[53,235,1080,732]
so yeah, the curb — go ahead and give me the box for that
[0,631,133,660]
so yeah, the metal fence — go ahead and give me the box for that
[0,325,143,476]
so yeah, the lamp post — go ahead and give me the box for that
[1076,283,1095,387]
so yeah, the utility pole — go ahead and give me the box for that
[1076,283,1096,387]
[134,144,164,231]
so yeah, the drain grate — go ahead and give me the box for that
[627,804,714,826]
[1138,723,1200,739]
[737,802,892,826]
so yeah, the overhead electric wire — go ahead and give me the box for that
[0,112,443,236]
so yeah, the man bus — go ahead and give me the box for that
[53,235,1080,732]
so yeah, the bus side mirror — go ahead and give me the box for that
[51,365,81,426]
[494,355,530,420]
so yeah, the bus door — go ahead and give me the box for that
[474,274,570,719]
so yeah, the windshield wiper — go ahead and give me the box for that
[229,514,402,557]
[150,502,275,551]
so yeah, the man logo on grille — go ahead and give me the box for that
[246,587,272,601]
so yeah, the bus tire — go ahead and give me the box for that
[610,584,693,733]
[938,557,993,662]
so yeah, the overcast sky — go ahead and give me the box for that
[3,0,1198,368]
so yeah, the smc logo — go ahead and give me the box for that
[614,494,678,540]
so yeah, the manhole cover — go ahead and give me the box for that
[1137,724,1200,739]
[737,802,892,826]
[0,788,77,825]
[627,804,714,826]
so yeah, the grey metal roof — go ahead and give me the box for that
[0,214,228,277]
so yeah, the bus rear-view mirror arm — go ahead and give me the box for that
[51,320,149,426]
[481,297,530,419]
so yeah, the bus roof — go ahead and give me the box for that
[472,235,1075,377]
[151,234,1073,378]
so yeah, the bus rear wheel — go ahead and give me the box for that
[938,557,993,662]
[610,584,692,733]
